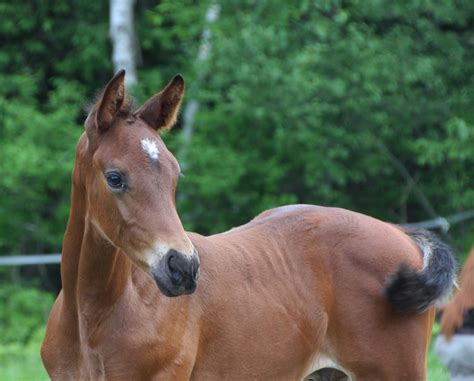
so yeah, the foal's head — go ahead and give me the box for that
[78,70,199,297]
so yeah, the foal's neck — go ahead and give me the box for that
[77,224,132,306]
[61,183,132,312]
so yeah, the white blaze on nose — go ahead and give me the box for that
[144,243,171,266]
[144,241,196,267]
[141,138,160,161]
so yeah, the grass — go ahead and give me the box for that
[0,326,450,381]
[428,345,449,381]
[0,328,49,381]
[427,323,450,381]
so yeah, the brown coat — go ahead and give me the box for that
[441,246,474,339]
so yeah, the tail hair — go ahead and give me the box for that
[385,228,457,313]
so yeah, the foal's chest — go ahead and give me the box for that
[75,324,167,380]
[75,296,199,380]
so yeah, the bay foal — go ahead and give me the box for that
[42,71,456,380]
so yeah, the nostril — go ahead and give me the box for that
[167,253,178,272]
[167,253,183,284]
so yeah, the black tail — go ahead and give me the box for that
[385,228,457,313]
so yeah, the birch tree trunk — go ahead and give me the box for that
[110,0,137,88]
[179,4,220,169]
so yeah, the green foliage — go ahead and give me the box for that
[0,1,108,253]
[173,1,474,234]
[0,75,83,251]
[0,285,54,344]
[0,0,473,252]
[0,327,49,381]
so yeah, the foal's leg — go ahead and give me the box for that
[331,308,434,381]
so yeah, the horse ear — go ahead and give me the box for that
[95,70,126,132]
[136,74,185,131]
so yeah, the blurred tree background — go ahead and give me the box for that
[0,1,473,378]
[2,0,474,258]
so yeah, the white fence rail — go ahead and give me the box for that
[402,209,474,232]
[0,254,61,266]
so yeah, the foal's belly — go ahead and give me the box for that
[191,350,348,381]
[190,301,330,380]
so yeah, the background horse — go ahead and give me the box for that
[440,245,474,338]
[435,246,474,379]
[41,70,456,380]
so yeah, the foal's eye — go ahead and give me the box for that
[105,171,126,191]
